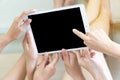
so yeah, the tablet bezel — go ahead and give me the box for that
[27,4,90,55]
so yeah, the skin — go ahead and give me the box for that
[2,53,26,80]
[0,9,36,53]
[33,53,59,80]
[1,10,36,80]
[73,48,107,80]
[73,29,120,58]
[54,0,79,80]
[54,0,112,80]
[1,0,112,79]
[61,48,108,80]
[23,31,59,80]
[61,49,85,80]
[23,31,38,80]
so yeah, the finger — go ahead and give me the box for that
[36,55,44,68]
[18,9,36,22]
[90,52,96,58]
[23,32,27,47]
[69,51,77,64]
[26,31,33,47]
[82,49,85,57]
[70,50,77,59]
[72,29,88,40]
[48,54,53,63]
[89,49,96,58]
[73,50,81,60]
[84,49,91,59]
[39,53,49,68]
[61,49,70,64]
[54,0,64,8]
[80,50,83,57]
[23,32,28,50]
[87,31,98,40]
[20,19,32,29]
[48,53,59,67]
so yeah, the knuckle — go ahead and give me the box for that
[23,10,28,15]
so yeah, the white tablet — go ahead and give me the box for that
[27,4,90,55]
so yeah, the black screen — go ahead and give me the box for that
[28,7,86,53]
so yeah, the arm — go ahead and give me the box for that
[23,31,38,80]
[73,29,120,58]
[105,40,120,58]
[0,34,12,52]
[2,53,26,80]
[33,53,59,80]
[23,31,59,80]
[1,10,36,80]
[74,48,107,80]
[0,9,36,53]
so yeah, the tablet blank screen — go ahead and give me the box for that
[28,7,86,53]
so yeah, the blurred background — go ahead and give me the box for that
[0,0,120,80]
[0,0,54,53]
[0,0,120,53]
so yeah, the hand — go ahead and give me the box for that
[33,53,59,80]
[61,49,85,80]
[23,31,38,80]
[73,49,96,72]
[72,29,112,53]
[6,9,36,42]
[74,48,107,80]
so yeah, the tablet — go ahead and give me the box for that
[27,4,90,54]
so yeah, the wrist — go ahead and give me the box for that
[73,69,85,80]
[102,40,113,55]
[74,75,85,80]
[0,34,13,52]
[88,63,106,80]
[107,40,120,58]
[4,33,14,43]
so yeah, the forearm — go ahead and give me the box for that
[90,68,107,80]
[62,71,74,80]
[0,34,12,52]
[2,53,26,80]
[104,41,120,58]
[62,71,85,80]
[88,63,107,80]
[73,68,85,80]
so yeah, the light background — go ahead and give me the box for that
[0,0,120,80]
[0,0,120,53]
